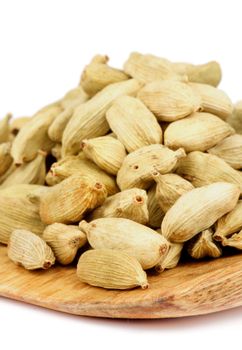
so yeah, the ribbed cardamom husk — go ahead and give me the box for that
[161,182,240,243]
[147,185,164,228]
[177,151,242,192]
[189,83,233,120]
[60,86,89,110]
[117,144,186,190]
[152,173,194,213]
[49,152,119,195]
[164,112,234,152]
[214,200,242,242]
[11,104,62,164]
[222,230,242,250]
[8,229,55,270]
[62,79,142,156]
[88,188,149,224]
[0,113,12,143]
[187,229,222,259]
[81,136,126,175]
[208,134,242,169]
[10,116,31,136]
[123,52,183,83]
[1,150,47,188]
[137,80,201,122]
[43,223,87,265]
[106,96,163,152]
[155,242,183,272]
[77,249,148,290]
[227,101,242,134]
[80,218,169,270]
[80,54,129,96]
[0,184,47,244]
[40,174,108,224]
[0,142,13,176]
[173,61,222,87]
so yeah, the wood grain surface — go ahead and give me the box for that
[0,244,242,319]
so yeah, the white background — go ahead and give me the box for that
[0,0,242,349]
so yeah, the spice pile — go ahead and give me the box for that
[1,52,242,290]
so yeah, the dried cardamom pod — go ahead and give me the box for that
[81,136,126,175]
[49,152,119,195]
[0,113,12,143]
[177,151,242,192]
[187,229,222,259]
[40,174,107,224]
[106,96,163,152]
[80,218,169,270]
[214,200,242,242]
[222,231,242,250]
[147,185,164,228]
[51,143,62,161]
[155,242,183,272]
[48,107,74,143]
[62,79,142,156]
[8,229,55,270]
[10,117,31,136]
[11,104,62,164]
[227,101,242,134]
[123,52,182,83]
[161,182,240,243]
[43,223,87,265]
[137,80,201,122]
[189,83,233,120]
[77,249,148,290]
[0,184,47,244]
[80,54,129,96]
[117,144,186,190]
[0,142,13,176]
[152,172,194,213]
[60,86,89,110]
[164,112,234,152]
[1,150,47,188]
[208,134,242,169]
[173,61,222,87]
[88,188,149,224]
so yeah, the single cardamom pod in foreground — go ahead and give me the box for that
[43,223,87,265]
[8,229,55,270]
[155,242,183,272]
[77,249,149,290]
[187,229,222,259]
[80,218,169,269]
[161,182,240,243]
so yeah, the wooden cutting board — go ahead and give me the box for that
[0,244,242,319]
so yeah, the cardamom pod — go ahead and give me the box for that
[106,96,163,152]
[77,249,148,290]
[177,151,242,192]
[208,134,242,169]
[80,54,129,96]
[48,107,74,143]
[123,52,182,83]
[117,144,186,190]
[214,200,242,242]
[147,185,164,228]
[40,174,107,224]
[81,136,126,175]
[227,101,242,134]
[1,150,46,188]
[187,229,222,259]
[137,80,201,122]
[43,223,87,265]
[88,188,149,224]
[8,229,55,270]
[49,152,119,195]
[152,172,194,213]
[62,79,142,156]
[161,182,240,243]
[0,142,13,176]
[189,83,233,120]
[0,113,12,143]
[222,231,242,250]
[164,112,234,152]
[11,104,62,164]
[80,218,168,270]
[155,242,183,272]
